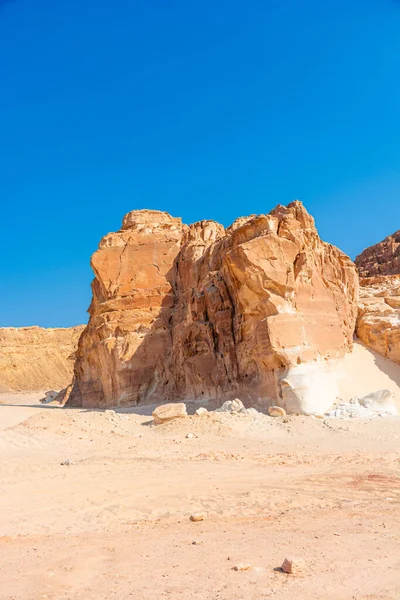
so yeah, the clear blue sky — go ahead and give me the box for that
[1,0,400,327]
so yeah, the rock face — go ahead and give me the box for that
[355,230,400,277]
[0,326,85,392]
[356,275,400,364]
[68,202,359,413]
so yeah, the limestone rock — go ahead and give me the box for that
[281,557,306,575]
[268,406,286,417]
[355,230,400,277]
[357,389,397,415]
[356,275,400,364]
[216,399,245,413]
[195,407,208,415]
[68,202,359,413]
[152,403,187,425]
[0,326,85,392]
[189,512,207,522]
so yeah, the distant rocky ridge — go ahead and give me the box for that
[0,326,85,392]
[355,230,400,277]
[68,201,359,414]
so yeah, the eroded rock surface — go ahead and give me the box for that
[357,275,400,364]
[355,230,400,277]
[0,326,84,392]
[69,202,359,413]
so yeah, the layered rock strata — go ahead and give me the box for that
[355,230,400,277]
[0,326,85,392]
[68,202,359,413]
[356,275,400,364]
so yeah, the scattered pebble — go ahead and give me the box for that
[233,563,252,571]
[192,540,203,545]
[60,459,73,466]
[190,512,207,522]
[186,433,195,439]
[281,557,306,575]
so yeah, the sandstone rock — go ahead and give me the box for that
[281,557,306,575]
[233,563,252,571]
[45,384,74,407]
[189,512,207,522]
[40,390,59,403]
[195,407,208,415]
[68,202,359,413]
[0,326,84,392]
[356,275,400,364]
[185,432,195,439]
[355,230,400,277]
[268,406,286,417]
[152,403,187,425]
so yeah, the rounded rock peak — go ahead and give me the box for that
[183,220,225,244]
[121,209,183,231]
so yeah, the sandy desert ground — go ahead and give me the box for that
[1,385,400,599]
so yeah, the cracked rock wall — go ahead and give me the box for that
[68,202,359,413]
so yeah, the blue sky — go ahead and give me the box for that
[1,0,400,327]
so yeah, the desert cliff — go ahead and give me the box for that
[0,325,85,392]
[69,201,359,413]
[355,230,400,277]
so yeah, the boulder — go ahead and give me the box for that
[216,399,245,413]
[281,557,306,575]
[152,402,188,425]
[268,406,286,417]
[67,201,358,413]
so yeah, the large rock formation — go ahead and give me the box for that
[356,275,400,365]
[68,202,359,414]
[0,326,85,392]
[355,230,400,277]
[355,229,400,365]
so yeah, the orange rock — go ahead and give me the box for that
[281,557,306,575]
[68,202,358,413]
[355,230,400,277]
[0,326,84,392]
[356,275,400,365]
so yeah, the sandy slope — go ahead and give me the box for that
[1,376,400,600]
[339,342,400,407]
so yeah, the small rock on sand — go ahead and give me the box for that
[189,512,207,522]
[185,433,195,439]
[195,407,208,415]
[281,557,306,574]
[216,399,245,413]
[152,403,188,425]
[233,563,252,571]
[60,459,73,466]
[268,406,286,417]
